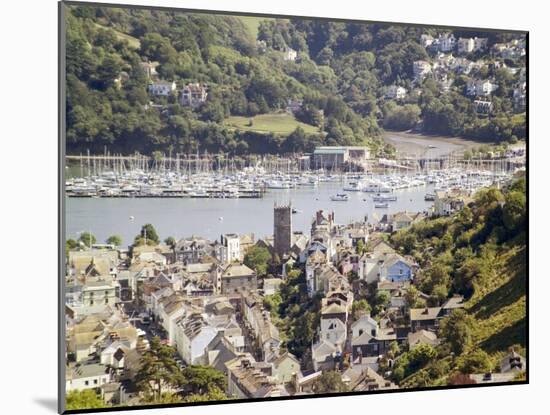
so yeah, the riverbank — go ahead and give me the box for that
[384,131,490,158]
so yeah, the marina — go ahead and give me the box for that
[66,164,519,245]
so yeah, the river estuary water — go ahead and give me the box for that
[65,132,481,245]
[65,182,435,246]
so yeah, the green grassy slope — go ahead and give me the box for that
[225,113,320,135]
[237,16,274,40]
[468,245,526,355]
[93,22,141,49]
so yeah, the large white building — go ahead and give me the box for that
[312,146,370,170]
[148,80,176,96]
[221,233,241,263]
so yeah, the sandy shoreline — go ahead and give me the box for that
[384,130,487,157]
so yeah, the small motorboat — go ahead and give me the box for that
[331,193,349,202]
[374,202,389,208]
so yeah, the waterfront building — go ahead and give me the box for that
[312,146,370,170]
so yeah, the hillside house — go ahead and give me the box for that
[413,60,432,81]
[148,81,176,97]
[466,79,498,96]
[385,85,407,100]
[283,47,297,61]
[180,83,208,107]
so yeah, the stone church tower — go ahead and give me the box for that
[273,204,292,260]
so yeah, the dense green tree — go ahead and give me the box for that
[382,103,421,131]
[392,343,437,383]
[312,371,349,393]
[184,387,227,402]
[135,337,183,402]
[439,309,475,355]
[243,246,271,275]
[134,223,160,246]
[78,231,96,247]
[65,389,106,410]
[66,238,79,251]
[106,235,122,246]
[404,286,427,309]
[163,236,176,248]
[458,349,493,374]
[181,365,226,395]
[352,299,372,319]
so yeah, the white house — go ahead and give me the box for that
[467,79,498,96]
[221,233,241,263]
[66,363,111,391]
[148,81,176,97]
[351,315,379,339]
[457,37,475,54]
[155,294,186,345]
[283,47,297,61]
[175,313,219,365]
[320,317,347,347]
[385,85,407,100]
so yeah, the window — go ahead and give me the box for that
[90,300,94,305]
[93,379,98,385]
[85,381,89,386]
[105,298,109,304]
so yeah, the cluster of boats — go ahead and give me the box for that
[65,169,341,199]
[66,166,515,201]
[329,168,515,208]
